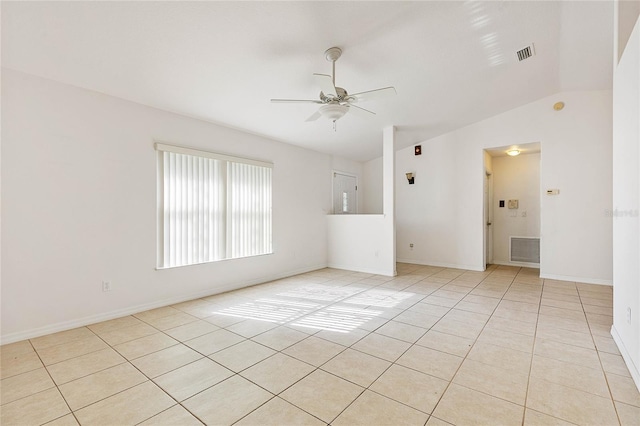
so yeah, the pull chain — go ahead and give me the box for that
[333,120,337,132]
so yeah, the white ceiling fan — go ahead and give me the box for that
[271,47,396,130]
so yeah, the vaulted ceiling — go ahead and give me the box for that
[2,1,613,161]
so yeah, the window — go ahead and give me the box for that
[155,143,272,268]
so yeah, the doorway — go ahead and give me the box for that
[484,142,541,268]
[333,171,358,214]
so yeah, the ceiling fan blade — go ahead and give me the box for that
[347,103,376,117]
[349,86,396,103]
[271,99,322,104]
[305,110,323,122]
[313,73,337,98]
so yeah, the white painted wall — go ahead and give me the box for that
[491,153,541,265]
[1,70,334,343]
[362,157,383,214]
[396,90,613,284]
[327,127,396,276]
[611,12,640,390]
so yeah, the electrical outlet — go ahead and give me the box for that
[627,307,632,324]
[102,281,111,292]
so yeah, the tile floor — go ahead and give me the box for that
[1,263,639,425]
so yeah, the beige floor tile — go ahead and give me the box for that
[74,381,174,425]
[240,353,314,394]
[30,327,95,350]
[390,310,440,329]
[416,330,474,357]
[422,295,458,308]
[333,390,429,426]
[537,314,590,334]
[538,305,585,321]
[396,345,463,381]
[97,322,158,346]
[142,312,199,331]
[114,333,178,360]
[540,298,583,312]
[282,336,345,366]
[0,340,35,358]
[453,358,528,405]
[235,396,325,426]
[486,315,536,336]
[433,383,523,426]
[593,334,622,355]
[46,347,125,385]
[444,308,490,324]
[209,340,276,372]
[88,316,143,335]
[533,338,601,370]
[59,362,147,410]
[163,320,219,342]
[321,348,391,387]
[352,333,411,362]
[131,344,203,378]
[1,350,44,379]
[432,289,466,301]
[153,357,233,401]
[134,306,182,322]
[280,369,364,423]
[431,317,484,340]
[1,388,70,425]
[476,327,534,353]
[407,302,450,317]
[498,299,539,313]
[523,409,574,425]
[606,372,640,407]
[226,319,279,338]
[44,413,80,425]
[375,320,428,343]
[599,352,631,377]
[467,341,531,375]
[138,404,203,425]
[183,375,273,425]
[454,300,497,315]
[370,364,448,414]
[203,313,246,328]
[0,367,55,405]
[426,416,454,425]
[581,297,612,308]
[530,354,609,398]
[36,335,109,366]
[183,328,245,355]
[461,294,502,308]
[615,400,640,426]
[314,328,369,346]
[535,323,595,349]
[493,306,538,323]
[527,376,618,425]
[583,303,613,315]
[251,326,309,350]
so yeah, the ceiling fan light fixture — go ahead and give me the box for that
[319,103,348,121]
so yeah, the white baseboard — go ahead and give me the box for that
[539,272,612,286]
[611,325,640,392]
[491,260,541,268]
[396,258,485,272]
[0,263,327,345]
[327,262,396,277]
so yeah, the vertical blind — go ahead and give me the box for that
[156,143,272,268]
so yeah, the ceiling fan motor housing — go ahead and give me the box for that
[320,87,348,103]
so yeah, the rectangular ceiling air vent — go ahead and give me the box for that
[516,44,535,61]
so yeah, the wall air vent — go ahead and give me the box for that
[510,237,540,264]
[516,44,535,62]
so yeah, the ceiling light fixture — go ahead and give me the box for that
[507,149,521,156]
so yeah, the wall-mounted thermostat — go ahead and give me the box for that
[546,189,560,195]
[508,199,519,209]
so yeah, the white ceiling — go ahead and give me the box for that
[1,1,613,162]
